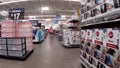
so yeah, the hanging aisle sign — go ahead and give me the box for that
[9,8,25,20]
[54,14,61,24]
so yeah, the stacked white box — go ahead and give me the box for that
[16,22,33,51]
[1,22,15,37]
[106,28,119,49]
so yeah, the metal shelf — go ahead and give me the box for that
[81,19,120,27]
[82,6,120,22]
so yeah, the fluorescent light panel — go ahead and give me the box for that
[29,16,36,19]
[41,7,49,11]
[0,10,8,16]
[61,15,66,19]
[45,19,51,21]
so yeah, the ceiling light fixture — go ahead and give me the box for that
[41,6,49,11]
[0,11,8,16]
[29,16,36,19]
[45,19,51,22]
[61,15,66,19]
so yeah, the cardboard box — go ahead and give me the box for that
[106,0,114,11]
[94,29,103,45]
[81,30,86,41]
[99,47,107,62]
[86,29,93,43]
[102,28,107,47]
[106,28,119,49]
[105,54,115,67]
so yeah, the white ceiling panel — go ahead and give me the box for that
[0,0,81,25]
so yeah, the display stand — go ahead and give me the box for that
[80,0,120,68]
[0,21,33,60]
[63,19,80,48]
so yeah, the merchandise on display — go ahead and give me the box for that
[106,28,119,49]
[80,27,120,68]
[114,0,120,8]
[63,29,80,46]
[63,17,80,48]
[0,21,33,59]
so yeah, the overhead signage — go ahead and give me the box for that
[9,8,25,20]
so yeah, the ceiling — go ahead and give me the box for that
[0,0,83,28]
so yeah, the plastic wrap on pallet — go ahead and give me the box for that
[1,22,15,37]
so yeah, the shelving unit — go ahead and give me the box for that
[80,0,120,68]
[63,17,80,48]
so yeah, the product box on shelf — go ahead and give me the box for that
[88,0,96,8]
[73,36,79,45]
[100,3,107,13]
[69,35,80,45]
[105,47,120,67]
[81,30,86,42]
[113,0,120,8]
[87,4,92,11]
[8,49,26,57]
[0,45,6,50]
[94,0,105,5]
[8,45,25,51]
[90,45,95,56]
[104,54,115,67]
[84,42,91,54]
[87,0,94,3]
[81,4,87,14]
[88,56,98,67]
[75,31,80,36]
[99,46,107,62]
[69,36,74,44]
[85,29,93,46]
[64,35,70,46]
[84,12,90,19]
[63,29,71,45]
[1,22,16,37]
[16,22,33,51]
[82,51,89,60]
[91,8,97,17]
[106,28,119,49]
[102,28,107,47]
[113,54,120,68]
[94,39,106,60]
[94,29,103,46]
[80,55,92,68]
[90,6,101,17]
[97,61,108,68]
[106,47,120,62]
[86,29,93,43]
[0,50,7,56]
[0,38,6,44]
[16,22,33,37]
[106,0,114,11]
[94,45,101,59]
[95,6,101,16]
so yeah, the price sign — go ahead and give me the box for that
[9,8,25,20]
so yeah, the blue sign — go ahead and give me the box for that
[54,14,61,24]
[9,8,25,20]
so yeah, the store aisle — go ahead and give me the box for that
[0,35,81,68]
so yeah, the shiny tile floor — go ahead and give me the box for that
[0,35,82,68]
